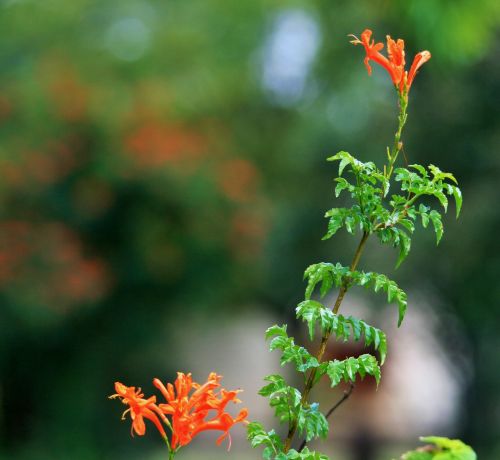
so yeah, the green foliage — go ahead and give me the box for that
[325,153,462,266]
[256,375,329,454]
[247,422,284,459]
[266,325,319,373]
[296,301,387,364]
[385,164,462,248]
[281,448,329,460]
[326,354,381,386]
[303,263,408,326]
[303,262,348,300]
[297,402,329,442]
[259,374,301,424]
[323,151,390,239]
[398,437,477,460]
[250,24,470,460]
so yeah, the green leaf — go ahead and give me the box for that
[326,360,344,387]
[322,208,345,239]
[338,157,351,176]
[303,262,348,299]
[285,447,329,460]
[399,218,415,234]
[297,402,329,442]
[396,289,408,327]
[259,375,302,425]
[396,230,411,268]
[409,164,428,177]
[296,300,335,340]
[343,270,408,327]
[326,354,381,387]
[421,212,430,228]
[433,190,448,212]
[343,315,388,364]
[334,177,350,197]
[265,324,287,340]
[398,436,476,460]
[357,353,381,386]
[429,164,458,184]
[344,357,360,381]
[429,210,443,244]
[327,150,355,176]
[247,422,284,456]
[266,325,319,373]
[452,185,463,218]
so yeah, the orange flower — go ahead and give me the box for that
[350,29,431,95]
[109,382,168,439]
[153,372,248,450]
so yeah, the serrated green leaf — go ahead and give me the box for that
[303,262,348,299]
[327,354,381,387]
[396,230,411,268]
[452,186,462,218]
[348,316,362,340]
[433,190,448,212]
[297,402,329,442]
[429,210,443,244]
[265,324,287,340]
[334,177,350,197]
[421,212,429,228]
[286,448,329,460]
[338,157,351,176]
[357,354,381,386]
[296,300,335,340]
[344,357,360,381]
[399,436,477,460]
[396,290,408,327]
[374,274,385,292]
[326,360,344,387]
[387,282,398,302]
[409,164,428,177]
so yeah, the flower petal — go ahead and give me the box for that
[407,50,431,89]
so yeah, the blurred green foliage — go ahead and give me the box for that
[0,0,498,458]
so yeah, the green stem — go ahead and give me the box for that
[283,92,409,453]
[283,231,369,453]
[386,92,408,181]
[163,436,176,460]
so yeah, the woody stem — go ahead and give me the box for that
[283,231,369,453]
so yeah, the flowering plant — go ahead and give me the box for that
[110,373,248,459]
[111,29,476,460]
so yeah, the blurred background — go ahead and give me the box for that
[0,0,499,459]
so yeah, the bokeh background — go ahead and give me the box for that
[0,0,499,459]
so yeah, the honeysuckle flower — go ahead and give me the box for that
[153,372,248,450]
[350,29,431,97]
[109,382,168,439]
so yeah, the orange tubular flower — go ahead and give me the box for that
[350,29,431,96]
[109,382,168,439]
[153,372,248,450]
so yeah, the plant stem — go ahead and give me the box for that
[283,232,369,452]
[283,94,409,453]
[386,92,408,181]
[163,435,175,460]
[324,383,355,420]
[298,383,355,452]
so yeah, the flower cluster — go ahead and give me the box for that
[110,372,248,457]
[350,29,431,97]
